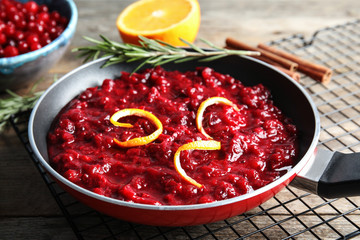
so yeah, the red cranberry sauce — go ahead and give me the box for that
[47,67,298,205]
[0,0,68,58]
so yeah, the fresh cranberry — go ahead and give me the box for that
[33,24,44,35]
[14,2,22,10]
[38,4,48,13]
[0,11,6,21]
[24,1,38,14]
[26,33,39,45]
[0,33,6,45]
[7,39,16,47]
[7,11,21,23]
[26,13,36,21]
[27,21,36,31]
[13,30,24,41]
[48,26,65,40]
[38,12,50,23]
[40,35,51,46]
[48,27,57,39]
[29,42,41,51]
[0,21,5,32]
[5,5,17,16]
[17,41,28,53]
[15,19,26,29]
[35,18,46,26]
[50,11,60,21]
[48,19,57,27]
[59,16,68,25]
[3,45,18,57]
[4,24,15,37]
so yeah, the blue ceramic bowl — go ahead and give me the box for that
[0,0,78,91]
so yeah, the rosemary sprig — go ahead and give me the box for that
[0,88,44,133]
[73,35,260,73]
[0,90,43,133]
[0,76,52,133]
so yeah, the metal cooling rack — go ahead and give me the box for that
[11,19,360,239]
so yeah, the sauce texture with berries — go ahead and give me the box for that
[47,67,298,205]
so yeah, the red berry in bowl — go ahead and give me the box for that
[39,4,48,13]
[3,45,19,57]
[4,24,16,37]
[18,41,28,53]
[38,12,50,23]
[13,30,24,41]
[30,42,42,51]
[0,21,5,31]
[50,11,60,21]
[0,33,6,45]
[26,33,39,45]
[24,1,39,14]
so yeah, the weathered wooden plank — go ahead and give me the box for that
[0,129,62,216]
[0,217,76,240]
[1,0,360,239]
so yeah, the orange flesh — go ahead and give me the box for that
[121,0,192,31]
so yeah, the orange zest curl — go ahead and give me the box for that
[174,140,221,188]
[196,96,240,139]
[110,108,163,147]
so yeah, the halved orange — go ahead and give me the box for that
[174,140,221,188]
[110,108,163,147]
[116,0,201,46]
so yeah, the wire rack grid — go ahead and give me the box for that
[10,19,360,239]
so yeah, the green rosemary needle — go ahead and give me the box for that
[73,35,260,73]
[0,89,43,133]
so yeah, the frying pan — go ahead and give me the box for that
[28,55,360,226]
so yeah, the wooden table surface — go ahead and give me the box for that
[1,0,360,239]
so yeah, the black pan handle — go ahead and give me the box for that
[291,148,360,198]
[318,151,360,198]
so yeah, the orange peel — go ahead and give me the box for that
[174,140,221,188]
[110,108,163,147]
[196,96,240,139]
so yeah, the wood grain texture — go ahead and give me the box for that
[1,0,360,239]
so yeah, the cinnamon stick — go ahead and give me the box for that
[275,66,301,82]
[257,43,332,84]
[252,54,283,68]
[225,37,298,72]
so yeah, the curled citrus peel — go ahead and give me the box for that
[174,140,221,188]
[196,96,240,139]
[110,108,163,147]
